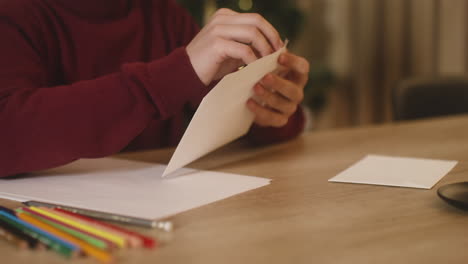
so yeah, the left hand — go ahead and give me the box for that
[247,52,310,127]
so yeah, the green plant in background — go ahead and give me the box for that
[176,0,335,113]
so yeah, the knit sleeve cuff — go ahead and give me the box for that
[146,47,207,119]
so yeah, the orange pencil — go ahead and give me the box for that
[17,212,113,263]
[29,207,126,248]
[20,207,116,250]
[56,208,157,249]
[49,209,141,248]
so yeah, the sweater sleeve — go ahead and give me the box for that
[0,11,206,178]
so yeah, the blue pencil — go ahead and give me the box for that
[0,211,79,257]
[0,205,16,215]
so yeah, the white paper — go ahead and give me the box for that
[0,158,270,220]
[163,44,288,177]
[329,154,457,189]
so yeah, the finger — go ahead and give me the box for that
[209,24,274,56]
[278,52,310,86]
[207,8,238,25]
[260,73,304,103]
[253,84,297,115]
[247,99,289,127]
[211,13,283,50]
[215,8,238,16]
[214,38,258,65]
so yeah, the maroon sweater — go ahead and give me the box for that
[0,0,304,177]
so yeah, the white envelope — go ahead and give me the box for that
[163,44,288,177]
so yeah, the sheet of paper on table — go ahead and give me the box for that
[163,43,288,177]
[0,158,271,220]
[329,154,458,189]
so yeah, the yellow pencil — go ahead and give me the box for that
[50,209,141,248]
[18,212,113,263]
[29,207,126,248]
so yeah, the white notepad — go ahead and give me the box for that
[329,154,458,189]
[0,158,270,220]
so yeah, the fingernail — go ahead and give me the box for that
[255,84,264,95]
[279,54,287,64]
[263,74,273,83]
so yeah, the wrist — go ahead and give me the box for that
[185,46,211,86]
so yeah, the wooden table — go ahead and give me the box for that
[2,115,468,264]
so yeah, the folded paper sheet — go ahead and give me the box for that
[163,44,288,177]
[0,158,271,220]
[329,154,458,189]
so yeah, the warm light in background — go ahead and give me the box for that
[238,0,253,11]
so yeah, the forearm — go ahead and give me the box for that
[0,48,207,177]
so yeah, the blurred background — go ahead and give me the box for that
[177,0,468,130]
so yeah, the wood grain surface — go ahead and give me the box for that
[2,115,468,264]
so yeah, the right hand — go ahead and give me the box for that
[186,8,283,86]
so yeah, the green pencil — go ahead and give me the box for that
[0,212,77,258]
[17,208,108,250]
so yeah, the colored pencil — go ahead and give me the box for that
[0,226,28,249]
[0,205,16,216]
[51,208,141,248]
[29,207,126,248]
[0,216,42,249]
[19,207,112,250]
[55,208,157,249]
[23,201,171,230]
[0,211,78,258]
[17,212,113,263]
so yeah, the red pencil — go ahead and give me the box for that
[54,208,157,249]
[21,207,117,250]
